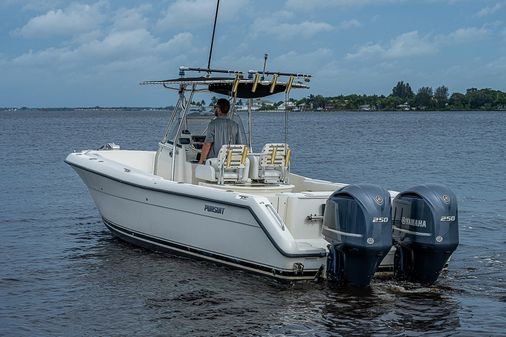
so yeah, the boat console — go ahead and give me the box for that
[190,135,206,150]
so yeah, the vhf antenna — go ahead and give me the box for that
[207,0,221,73]
[262,53,268,80]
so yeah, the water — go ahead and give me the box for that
[1,109,504,336]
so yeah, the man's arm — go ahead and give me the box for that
[199,143,212,164]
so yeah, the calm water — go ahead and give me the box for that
[1,109,505,336]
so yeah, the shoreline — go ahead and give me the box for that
[1,107,505,113]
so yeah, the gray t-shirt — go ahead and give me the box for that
[232,113,247,144]
[204,116,245,158]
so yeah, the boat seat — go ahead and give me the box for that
[195,144,250,184]
[250,143,291,184]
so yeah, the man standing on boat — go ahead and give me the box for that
[198,98,244,164]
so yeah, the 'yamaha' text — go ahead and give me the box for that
[401,217,427,228]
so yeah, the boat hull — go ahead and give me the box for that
[66,154,327,281]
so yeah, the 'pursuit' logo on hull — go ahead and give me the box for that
[204,204,225,215]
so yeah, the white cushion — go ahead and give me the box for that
[197,153,250,184]
[255,143,291,183]
[195,165,216,182]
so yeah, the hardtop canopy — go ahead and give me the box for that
[141,67,311,99]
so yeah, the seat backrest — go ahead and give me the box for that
[258,143,291,183]
[215,144,249,184]
[259,143,290,168]
[216,144,248,168]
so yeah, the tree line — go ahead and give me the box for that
[293,82,506,111]
[3,81,505,111]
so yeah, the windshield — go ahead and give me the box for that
[185,112,215,134]
[164,101,248,146]
[166,112,215,142]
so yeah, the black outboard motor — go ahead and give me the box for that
[392,184,459,285]
[323,184,392,287]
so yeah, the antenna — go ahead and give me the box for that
[207,0,221,72]
[262,53,268,80]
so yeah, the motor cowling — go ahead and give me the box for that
[392,184,459,285]
[323,184,392,287]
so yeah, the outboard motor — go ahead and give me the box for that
[323,184,392,287]
[392,184,459,285]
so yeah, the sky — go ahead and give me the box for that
[1,0,505,107]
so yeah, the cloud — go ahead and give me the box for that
[485,56,506,73]
[111,5,152,31]
[345,44,384,60]
[9,28,197,75]
[385,31,438,58]
[272,48,334,73]
[1,0,64,11]
[346,31,437,60]
[436,26,489,44]
[347,26,491,61]
[427,0,476,4]
[83,29,158,59]
[6,1,201,83]
[285,0,402,11]
[339,19,362,30]
[3,0,506,106]
[157,0,249,30]
[16,2,106,38]
[252,19,333,40]
[156,32,194,54]
[11,47,72,67]
[477,3,502,17]
[217,48,334,75]
[447,27,488,41]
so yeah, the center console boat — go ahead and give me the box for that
[66,67,459,286]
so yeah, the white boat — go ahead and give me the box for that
[66,67,459,286]
[66,1,458,286]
